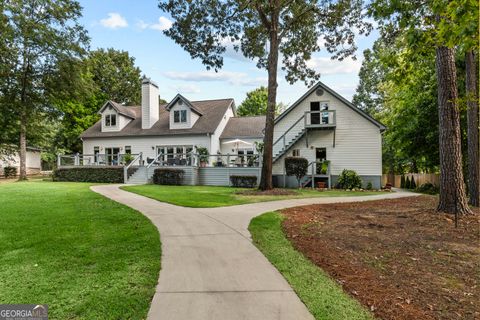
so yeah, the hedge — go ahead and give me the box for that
[53,167,124,183]
[153,168,184,185]
[4,166,17,178]
[230,175,257,188]
[285,157,309,187]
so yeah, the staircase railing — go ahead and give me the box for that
[272,114,305,158]
[123,152,143,183]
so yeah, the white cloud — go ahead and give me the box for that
[171,84,201,94]
[136,20,149,30]
[306,57,362,75]
[163,70,266,87]
[150,17,173,31]
[100,13,128,29]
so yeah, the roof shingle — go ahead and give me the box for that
[81,98,234,138]
[220,116,265,139]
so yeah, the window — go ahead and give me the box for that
[174,110,187,123]
[105,114,117,127]
[320,102,329,124]
[125,146,131,154]
[292,149,300,157]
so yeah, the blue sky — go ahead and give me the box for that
[78,0,379,106]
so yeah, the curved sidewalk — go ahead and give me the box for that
[91,185,417,320]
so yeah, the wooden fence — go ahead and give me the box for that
[382,173,440,188]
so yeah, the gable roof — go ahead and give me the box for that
[81,98,234,139]
[98,101,136,119]
[165,94,203,116]
[220,116,266,139]
[275,81,386,131]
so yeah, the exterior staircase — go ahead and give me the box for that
[126,166,150,184]
[272,115,306,162]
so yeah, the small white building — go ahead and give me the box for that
[0,147,42,177]
[78,77,385,187]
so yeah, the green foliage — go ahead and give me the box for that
[415,182,439,195]
[400,175,406,188]
[337,169,362,189]
[354,34,440,174]
[237,87,268,116]
[410,176,416,189]
[53,167,123,183]
[196,146,209,163]
[230,175,258,188]
[122,154,135,165]
[3,166,17,178]
[366,181,373,190]
[86,48,142,105]
[316,160,330,174]
[405,176,411,189]
[152,168,185,185]
[249,212,374,320]
[285,157,309,187]
[0,0,89,173]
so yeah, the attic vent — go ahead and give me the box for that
[315,88,324,96]
[179,100,183,105]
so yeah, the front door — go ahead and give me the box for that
[105,147,120,165]
[310,102,320,125]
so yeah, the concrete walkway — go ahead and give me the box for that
[91,185,418,320]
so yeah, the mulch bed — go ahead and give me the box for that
[235,188,298,196]
[281,196,479,320]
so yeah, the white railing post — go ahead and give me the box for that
[74,153,80,166]
[57,154,61,167]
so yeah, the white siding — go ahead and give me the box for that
[272,89,382,176]
[210,104,234,154]
[141,82,159,129]
[0,150,41,175]
[169,102,200,129]
[82,135,211,159]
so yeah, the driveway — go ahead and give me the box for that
[91,185,417,320]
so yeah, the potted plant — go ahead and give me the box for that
[196,146,209,167]
[123,153,134,165]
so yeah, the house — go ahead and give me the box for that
[1,147,42,177]
[76,77,385,187]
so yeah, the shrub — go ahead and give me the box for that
[153,168,184,185]
[410,176,416,189]
[53,167,123,183]
[366,181,373,190]
[285,157,309,187]
[405,176,411,189]
[230,175,257,188]
[122,153,134,165]
[316,160,330,174]
[196,146,209,164]
[337,169,362,189]
[3,166,17,178]
[415,182,439,195]
[400,175,406,188]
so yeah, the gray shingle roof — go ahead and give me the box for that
[81,98,234,138]
[220,116,266,139]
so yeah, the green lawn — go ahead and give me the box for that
[0,181,161,320]
[249,212,373,320]
[121,185,385,208]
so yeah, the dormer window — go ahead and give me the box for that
[174,110,187,123]
[105,114,117,127]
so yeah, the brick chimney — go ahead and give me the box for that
[141,76,159,129]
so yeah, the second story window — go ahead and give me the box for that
[174,110,188,123]
[105,114,117,127]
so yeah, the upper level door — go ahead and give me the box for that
[310,102,320,125]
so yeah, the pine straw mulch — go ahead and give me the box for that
[281,195,479,320]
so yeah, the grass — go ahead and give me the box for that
[0,181,161,319]
[249,212,373,320]
[121,185,385,208]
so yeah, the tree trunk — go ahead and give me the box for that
[19,113,27,180]
[259,18,279,190]
[435,46,471,214]
[465,50,479,206]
